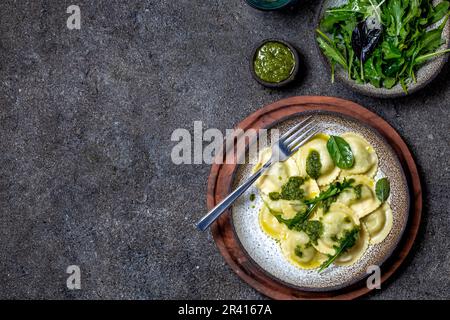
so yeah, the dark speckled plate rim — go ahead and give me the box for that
[229,110,411,292]
[314,0,450,98]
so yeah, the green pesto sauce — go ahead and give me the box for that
[294,245,303,258]
[269,176,306,201]
[293,220,323,245]
[353,184,362,200]
[254,42,295,83]
[306,150,322,180]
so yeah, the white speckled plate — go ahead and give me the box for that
[316,0,450,98]
[231,111,410,291]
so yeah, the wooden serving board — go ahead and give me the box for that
[206,96,422,300]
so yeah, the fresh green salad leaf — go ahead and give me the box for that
[375,177,390,202]
[316,32,348,70]
[327,135,355,169]
[428,1,450,24]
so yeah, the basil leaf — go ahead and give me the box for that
[326,136,354,169]
[306,150,322,180]
[375,177,390,202]
[351,20,382,64]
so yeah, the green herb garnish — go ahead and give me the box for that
[321,195,338,213]
[310,178,356,213]
[327,136,354,169]
[375,177,390,202]
[305,178,355,206]
[306,150,322,180]
[249,193,256,201]
[271,207,310,229]
[319,227,360,272]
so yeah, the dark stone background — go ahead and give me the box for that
[0,0,448,299]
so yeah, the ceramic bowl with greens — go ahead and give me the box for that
[316,0,450,97]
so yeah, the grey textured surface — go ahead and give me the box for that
[0,0,448,300]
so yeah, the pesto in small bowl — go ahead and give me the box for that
[251,39,299,88]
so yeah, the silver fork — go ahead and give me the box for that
[196,116,319,231]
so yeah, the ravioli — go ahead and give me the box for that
[261,194,306,219]
[294,133,340,186]
[335,224,369,266]
[337,175,381,219]
[253,147,300,194]
[302,178,321,200]
[340,132,378,177]
[259,205,288,240]
[362,202,393,244]
[280,230,328,269]
[312,203,359,255]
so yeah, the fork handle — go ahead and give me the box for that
[196,161,272,231]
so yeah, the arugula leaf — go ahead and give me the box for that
[382,38,402,59]
[321,9,357,32]
[306,178,355,205]
[316,30,348,70]
[375,177,390,202]
[321,195,338,213]
[327,136,354,169]
[319,227,360,272]
[383,77,397,89]
[386,0,404,37]
[364,55,382,87]
[415,48,450,64]
[268,204,311,229]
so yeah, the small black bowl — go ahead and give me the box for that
[250,39,300,88]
